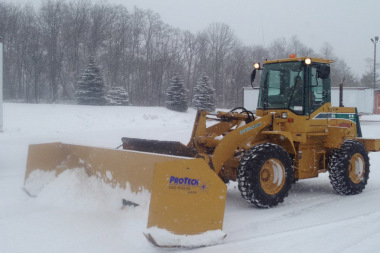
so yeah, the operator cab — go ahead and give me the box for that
[251,57,332,116]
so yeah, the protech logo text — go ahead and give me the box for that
[169,176,199,186]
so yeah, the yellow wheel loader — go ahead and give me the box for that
[24,56,380,247]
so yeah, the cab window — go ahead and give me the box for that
[257,61,304,114]
[310,66,328,113]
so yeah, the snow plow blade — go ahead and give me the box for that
[24,142,188,195]
[25,142,228,247]
[144,158,227,247]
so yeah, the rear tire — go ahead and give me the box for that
[237,143,294,208]
[328,140,369,195]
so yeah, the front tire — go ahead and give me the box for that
[328,140,370,195]
[237,143,294,208]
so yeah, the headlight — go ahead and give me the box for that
[281,112,288,119]
[253,62,260,69]
[305,58,312,65]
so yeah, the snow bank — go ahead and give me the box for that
[24,168,150,212]
[145,227,226,248]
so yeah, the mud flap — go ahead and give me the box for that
[145,158,227,247]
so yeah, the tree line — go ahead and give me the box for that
[0,0,372,108]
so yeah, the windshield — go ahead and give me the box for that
[257,61,305,113]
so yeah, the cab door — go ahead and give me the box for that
[303,64,331,132]
[309,65,331,114]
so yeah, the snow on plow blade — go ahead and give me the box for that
[145,158,227,247]
[24,142,188,195]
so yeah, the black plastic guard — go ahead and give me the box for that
[121,137,197,157]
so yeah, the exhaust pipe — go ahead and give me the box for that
[339,77,345,107]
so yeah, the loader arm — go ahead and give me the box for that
[188,110,243,151]
[211,113,273,175]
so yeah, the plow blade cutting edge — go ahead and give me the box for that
[24,142,227,247]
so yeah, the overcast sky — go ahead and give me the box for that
[13,0,380,77]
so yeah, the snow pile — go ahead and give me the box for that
[24,168,150,212]
[23,169,57,197]
[145,227,226,248]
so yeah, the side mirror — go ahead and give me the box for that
[317,65,330,79]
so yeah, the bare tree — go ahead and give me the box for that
[22,5,46,103]
[268,37,289,59]
[0,1,361,106]
[181,30,197,100]
[205,23,237,107]
[320,42,334,59]
[331,59,359,87]
[227,45,252,107]
[39,0,65,102]
[60,0,91,99]
[103,5,131,91]
[88,3,115,55]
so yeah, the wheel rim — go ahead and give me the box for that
[349,153,365,184]
[260,159,286,195]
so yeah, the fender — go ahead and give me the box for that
[261,131,297,155]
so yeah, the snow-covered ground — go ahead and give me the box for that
[1,103,380,253]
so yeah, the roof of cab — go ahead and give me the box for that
[264,57,334,65]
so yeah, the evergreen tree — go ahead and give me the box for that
[192,74,216,111]
[75,56,106,105]
[106,87,130,105]
[165,74,188,112]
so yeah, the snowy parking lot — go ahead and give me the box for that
[1,103,380,253]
